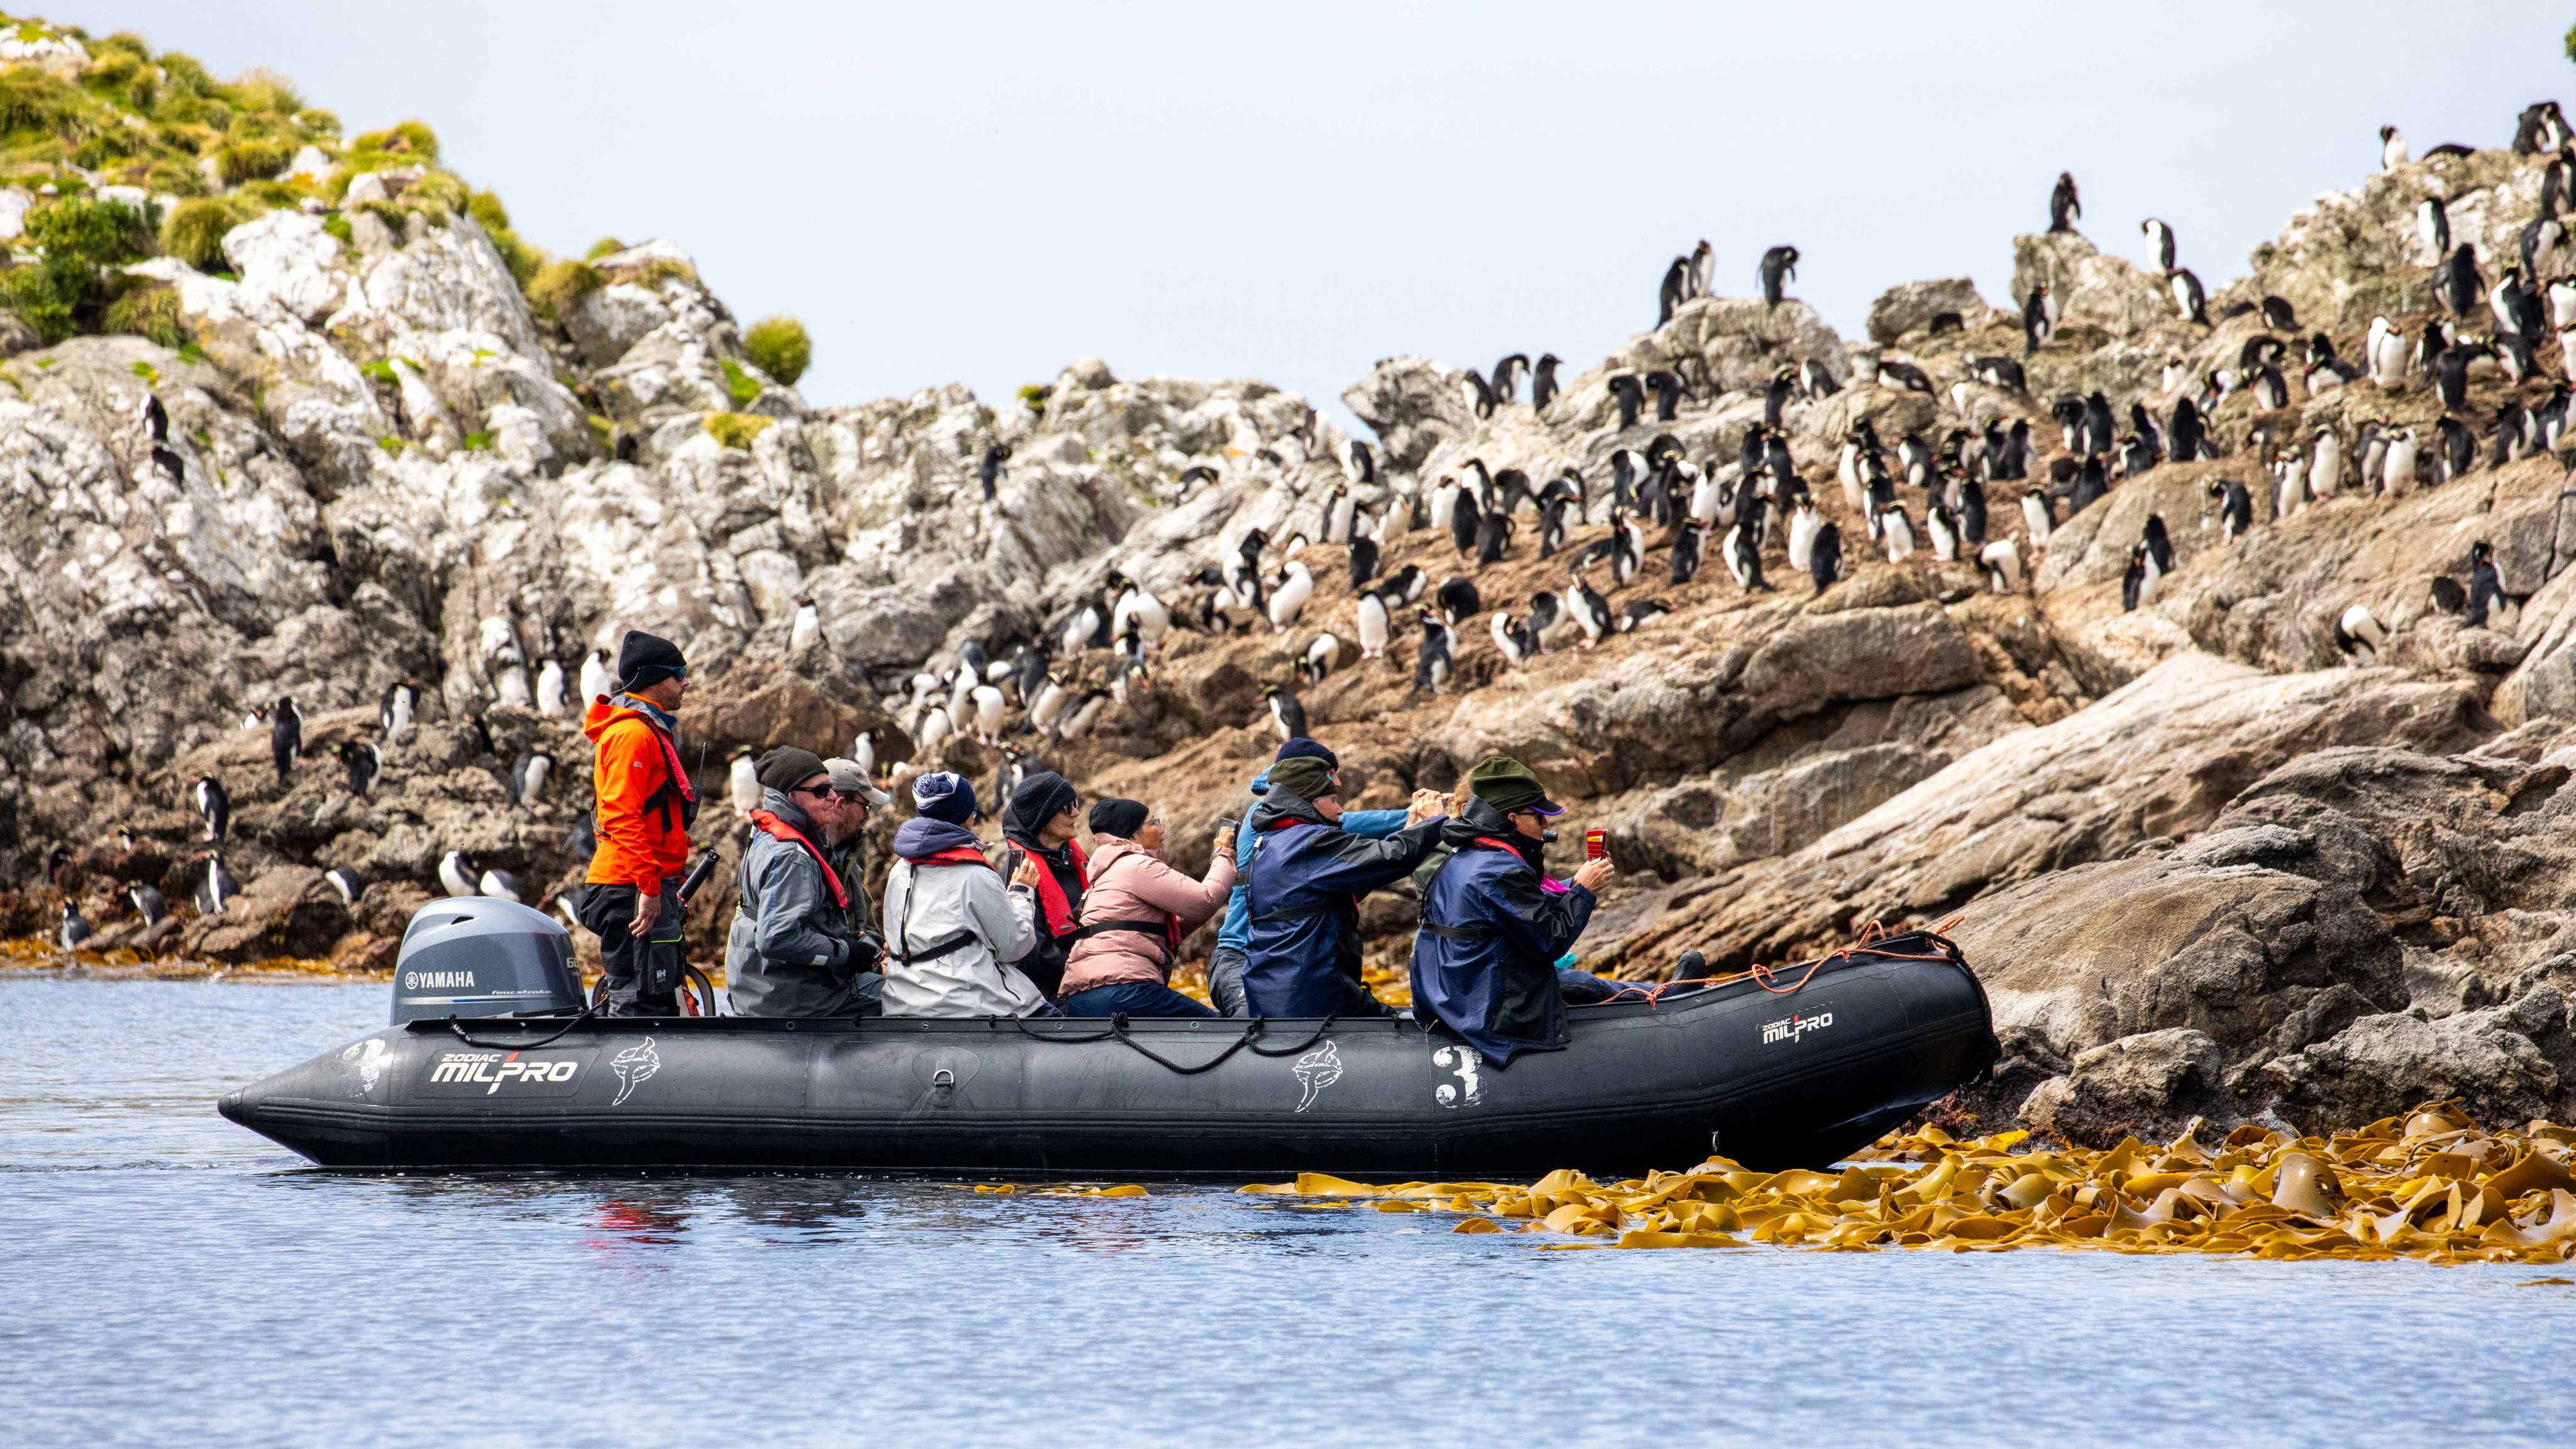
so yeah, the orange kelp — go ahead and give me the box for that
[1239,1104,2576,1262]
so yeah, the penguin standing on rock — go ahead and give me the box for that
[2211,477,2253,539]
[325,866,365,907]
[381,679,419,743]
[129,881,168,928]
[513,749,553,808]
[1413,608,1457,694]
[59,900,91,953]
[1565,569,1614,648]
[2049,172,2081,233]
[535,658,567,718]
[1669,519,1704,584]
[1979,538,2023,593]
[2467,541,2514,628]
[1757,246,1799,308]
[194,775,230,843]
[2168,267,2209,326]
[1357,586,1392,660]
[338,738,380,796]
[2023,284,2055,355]
[1607,374,1645,430]
[2436,243,2484,318]
[1532,353,1563,410]
[579,650,612,709]
[2141,217,2176,272]
[198,852,241,914]
[1261,683,1307,741]
[1807,522,1843,596]
[2121,543,2160,613]
[2417,196,2450,265]
[268,697,303,788]
[1490,353,1528,404]
[1491,611,1533,666]
[1269,561,1314,633]
[2380,125,2409,170]
[980,443,1009,502]
[138,390,168,445]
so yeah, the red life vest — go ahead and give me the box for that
[1007,836,1088,937]
[745,809,847,908]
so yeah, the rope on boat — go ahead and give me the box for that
[1006,1012,1343,1075]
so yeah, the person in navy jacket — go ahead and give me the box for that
[1409,757,1615,1063]
[1240,753,1445,1018]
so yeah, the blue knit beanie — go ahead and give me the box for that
[912,771,978,824]
[1275,738,1338,768]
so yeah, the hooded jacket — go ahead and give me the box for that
[582,694,696,894]
[880,817,1046,1018]
[725,789,871,1018]
[1241,789,1445,1018]
[1408,797,1598,1064]
[1214,765,1409,955]
[1060,835,1237,997]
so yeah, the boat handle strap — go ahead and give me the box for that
[1007,1013,1343,1075]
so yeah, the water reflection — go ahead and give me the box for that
[8,978,2576,1446]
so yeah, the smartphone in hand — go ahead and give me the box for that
[1584,828,1607,861]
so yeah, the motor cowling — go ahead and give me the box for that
[391,897,583,1024]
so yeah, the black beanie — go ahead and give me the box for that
[1006,771,1079,837]
[755,746,828,794]
[616,630,687,691]
[1088,798,1149,839]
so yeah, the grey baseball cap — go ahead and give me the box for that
[824,758,892,808]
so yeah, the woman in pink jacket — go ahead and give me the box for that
[1059,798,1236,1018]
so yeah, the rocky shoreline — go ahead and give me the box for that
[7,16,2576,1144]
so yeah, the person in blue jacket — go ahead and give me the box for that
[1208,738,1421,1016]
[1409,757,1616,1064]
[1240,752,1445,1019]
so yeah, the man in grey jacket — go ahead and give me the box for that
[726,747,884,1018]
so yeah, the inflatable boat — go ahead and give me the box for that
[219,899,1998,1175]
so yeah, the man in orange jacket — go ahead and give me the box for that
[579,630,699,1015]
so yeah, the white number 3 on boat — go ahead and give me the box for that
[1431,1045,1484,1108]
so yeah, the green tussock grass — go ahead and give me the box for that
[0,16,585,341]
[526,258,601,319]
[742,314,809,386]
[704,411,772,450]
[720,357,762,408]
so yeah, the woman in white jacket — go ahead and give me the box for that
[880,772,1053,1018]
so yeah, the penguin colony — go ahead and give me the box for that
[36,99,2576,960]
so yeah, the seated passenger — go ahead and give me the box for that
[726,748,883,1018]
[1241,755,1446,1018]
[881,772,1052,1018]
[1408,757,1615,1064]
[1058,799,1233,1018]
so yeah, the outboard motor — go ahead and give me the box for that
[390,897,582,1024]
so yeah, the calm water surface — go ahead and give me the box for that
[3,977,2570,1448]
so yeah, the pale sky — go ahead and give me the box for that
[63,1,2576,432]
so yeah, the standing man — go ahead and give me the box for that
[1209,739,1416,1016]
[726,747,882,1018]
[1410,757,1615,1065]
[1241,753,1446,1018]
[1000,770,1086,1000]
[579,631,697,1016]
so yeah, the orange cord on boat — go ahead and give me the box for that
[1593,916,1969,1009]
